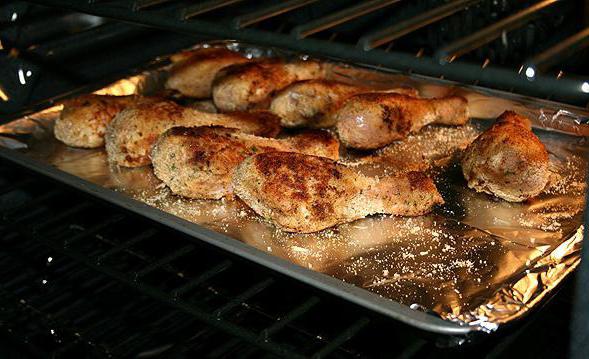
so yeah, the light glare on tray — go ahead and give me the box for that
[0,87,8,101]
[93,76,141,96]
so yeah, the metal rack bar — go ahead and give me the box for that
[213,278,275,317]
[524,27,589,73]
[436,0,560,62]
[311,317,370,358]
[260,296,320,339]
[166,329,218,356]
[62,214,126,246]
[32,21,149,60]
[94,228,157,263]
[182,0,245,20]
[133,0,175,11]
[0,178,35,196]
[358,0,481,50]
[171,259,233,298]
[208,337,242,357]
[133,244,195,278]
[1,207,48,234]
[291,0,400,39]
[233,0,321,29]
[2,272,32,290]
[31,202,91,232]
[2,189,61,216]
[52,282,118,319]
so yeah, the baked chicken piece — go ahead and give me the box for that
[165,47,249,98]
[152,126,339,199]
[55,94,155,148]
[233,152,444,233]
[105,100,280,167]
[335,93,469,149]
[461,111,550,202]
[270,79,418,128]
[212,59,325,112]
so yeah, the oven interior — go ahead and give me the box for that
[1,0,589,357]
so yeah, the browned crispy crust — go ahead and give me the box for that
[54,94,152,148]
[233,152,443,233]
[166,47,249,98]
[461,111,550,202]
[105,100,281,167]
[251,153,355,223]
[286,129,339,152]
[151,126,339,199]
[212,59,325,111]
[335,93,468,149]
[224,110,282,138]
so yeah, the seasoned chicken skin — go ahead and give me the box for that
[212,59,325,112]
[270,80,418,128]
[335,93,468,149]
[461,111,550,202]
[105,100,280,167]
[152,126,339,199]
[165,47,249,98]
[55,94,154,148]
[233,152,444,233]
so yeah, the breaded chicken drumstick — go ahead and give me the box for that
[55,94,157,148]
[335,93,468,149]
[105,100,280,167]
[165,47,249,98]
[270,79,418,128]
[212,59,325,111]
[233,152,444,233]
[152,126,339,199]
[461,111,550,202]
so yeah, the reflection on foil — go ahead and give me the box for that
[1,46,587,333]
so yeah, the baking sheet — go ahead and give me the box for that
[1,42,587,334]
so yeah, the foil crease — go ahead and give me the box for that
[1,43,587,334]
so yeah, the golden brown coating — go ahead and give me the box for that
[212,59,325,112]
[54,94,154,148]
[165,47,249,98]
[270,80,418,128]
[151,126,339,199]
[232,152,444,233]
[335,93,469,149]
[104,100,281,167]
[461,111,550,202]
[270,80,367,128]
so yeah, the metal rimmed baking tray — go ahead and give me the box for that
[0,42,587,338]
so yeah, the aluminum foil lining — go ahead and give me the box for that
[1,42,586,334]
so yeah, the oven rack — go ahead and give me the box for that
[22,0,589,106]
[0,157,377,358]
